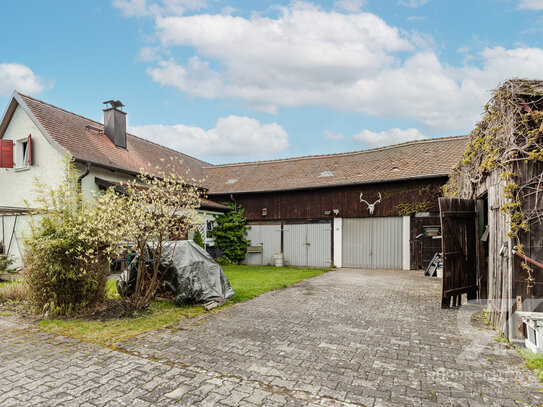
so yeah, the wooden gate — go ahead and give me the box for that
[439,198,478,308]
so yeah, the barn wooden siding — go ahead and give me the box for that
[453,161,543,340]
[209,177,447,270]
[209,178,446,221]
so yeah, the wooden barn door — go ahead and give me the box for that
[439,198,478,308]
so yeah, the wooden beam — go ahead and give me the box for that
[444,285,478,296]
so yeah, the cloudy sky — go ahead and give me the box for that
[1,0,543,163]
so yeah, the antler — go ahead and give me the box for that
[359,192,370,206]
[373,192,382,205]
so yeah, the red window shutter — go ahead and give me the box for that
[0,140,13,168]
[27,134,32,165]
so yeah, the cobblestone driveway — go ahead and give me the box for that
[1,269,541,406]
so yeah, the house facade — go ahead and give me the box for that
[0,92,227,266]
[204,136,468,269]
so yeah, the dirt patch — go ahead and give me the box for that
[0,298,131,325]
[74,299,128,321]
[0,300,40,325]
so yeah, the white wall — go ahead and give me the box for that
[402,215,410,270]
[333,217,342,268]
[0,105,66,265]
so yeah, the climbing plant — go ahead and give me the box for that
[212,203,249,264]
[444,79,543,287]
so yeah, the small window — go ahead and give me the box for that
[15,136,32,168]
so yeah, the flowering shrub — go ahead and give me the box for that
[24,157,202,316]
[100,159,202,313]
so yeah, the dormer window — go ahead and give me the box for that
[15,135,32,169]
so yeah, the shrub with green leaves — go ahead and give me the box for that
[24,160,122,316]
[0,254,16,275]
[212,203,249,264]
[193,229,205,248]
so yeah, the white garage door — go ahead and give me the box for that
[245,224,281,265]
[284,223,332,267]
[342,217,403,269]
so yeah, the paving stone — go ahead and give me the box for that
[163,384,193,399]
[1,269,542,406]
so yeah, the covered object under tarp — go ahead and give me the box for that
[117,240,235,305]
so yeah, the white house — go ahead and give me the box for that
[0,92,227,266]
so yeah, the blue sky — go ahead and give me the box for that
[1,0,543,164]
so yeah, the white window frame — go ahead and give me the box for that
[14,137,30,169]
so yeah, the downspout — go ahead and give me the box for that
[77,161,91,190]
[230,193,237,211]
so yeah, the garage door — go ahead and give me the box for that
[245,224,281,265]
[284,223,332,267]
[342,217,403,269]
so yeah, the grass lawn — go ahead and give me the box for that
[37,265,328,348]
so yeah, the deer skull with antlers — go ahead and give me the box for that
[360,192,381,215]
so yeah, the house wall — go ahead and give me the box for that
[77,164,138,202]
[0,105,66,266]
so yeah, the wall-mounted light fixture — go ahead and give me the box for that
[324,210,331,215]
[262,208,267,216]
[333,209,339,215]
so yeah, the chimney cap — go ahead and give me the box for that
[103,100,125,109]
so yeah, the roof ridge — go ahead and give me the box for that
[17,91,107,127]
[16,91,212,167]
[203,135,469,169]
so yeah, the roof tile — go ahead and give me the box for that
[17,93,209,183]
[203,136,469,194]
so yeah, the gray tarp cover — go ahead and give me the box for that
[117,240,235,305]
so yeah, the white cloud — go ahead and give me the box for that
[518,0,543,10]
[407,15,426,21]
[113,0,207,17]
[398,0,429,7]
[0,63,47,97]
[353,128,426,147]
[138,47,159,62]
[130,2,543,133]
[323,130,344,140]
[334,0,366,12]
[129,115,289,157]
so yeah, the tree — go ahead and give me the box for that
[96,158,202,313]
[212,203,249,264]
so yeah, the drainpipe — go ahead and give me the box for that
[77,161,91,190]
[230,193,237,211]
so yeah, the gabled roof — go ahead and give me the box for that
[203,135,469,194]
[0,92,210,184]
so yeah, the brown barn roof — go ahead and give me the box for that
[204,135,469,194]
[8,92,210,183]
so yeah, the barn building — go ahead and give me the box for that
[441,79,543,341]
[204,136,468,269]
